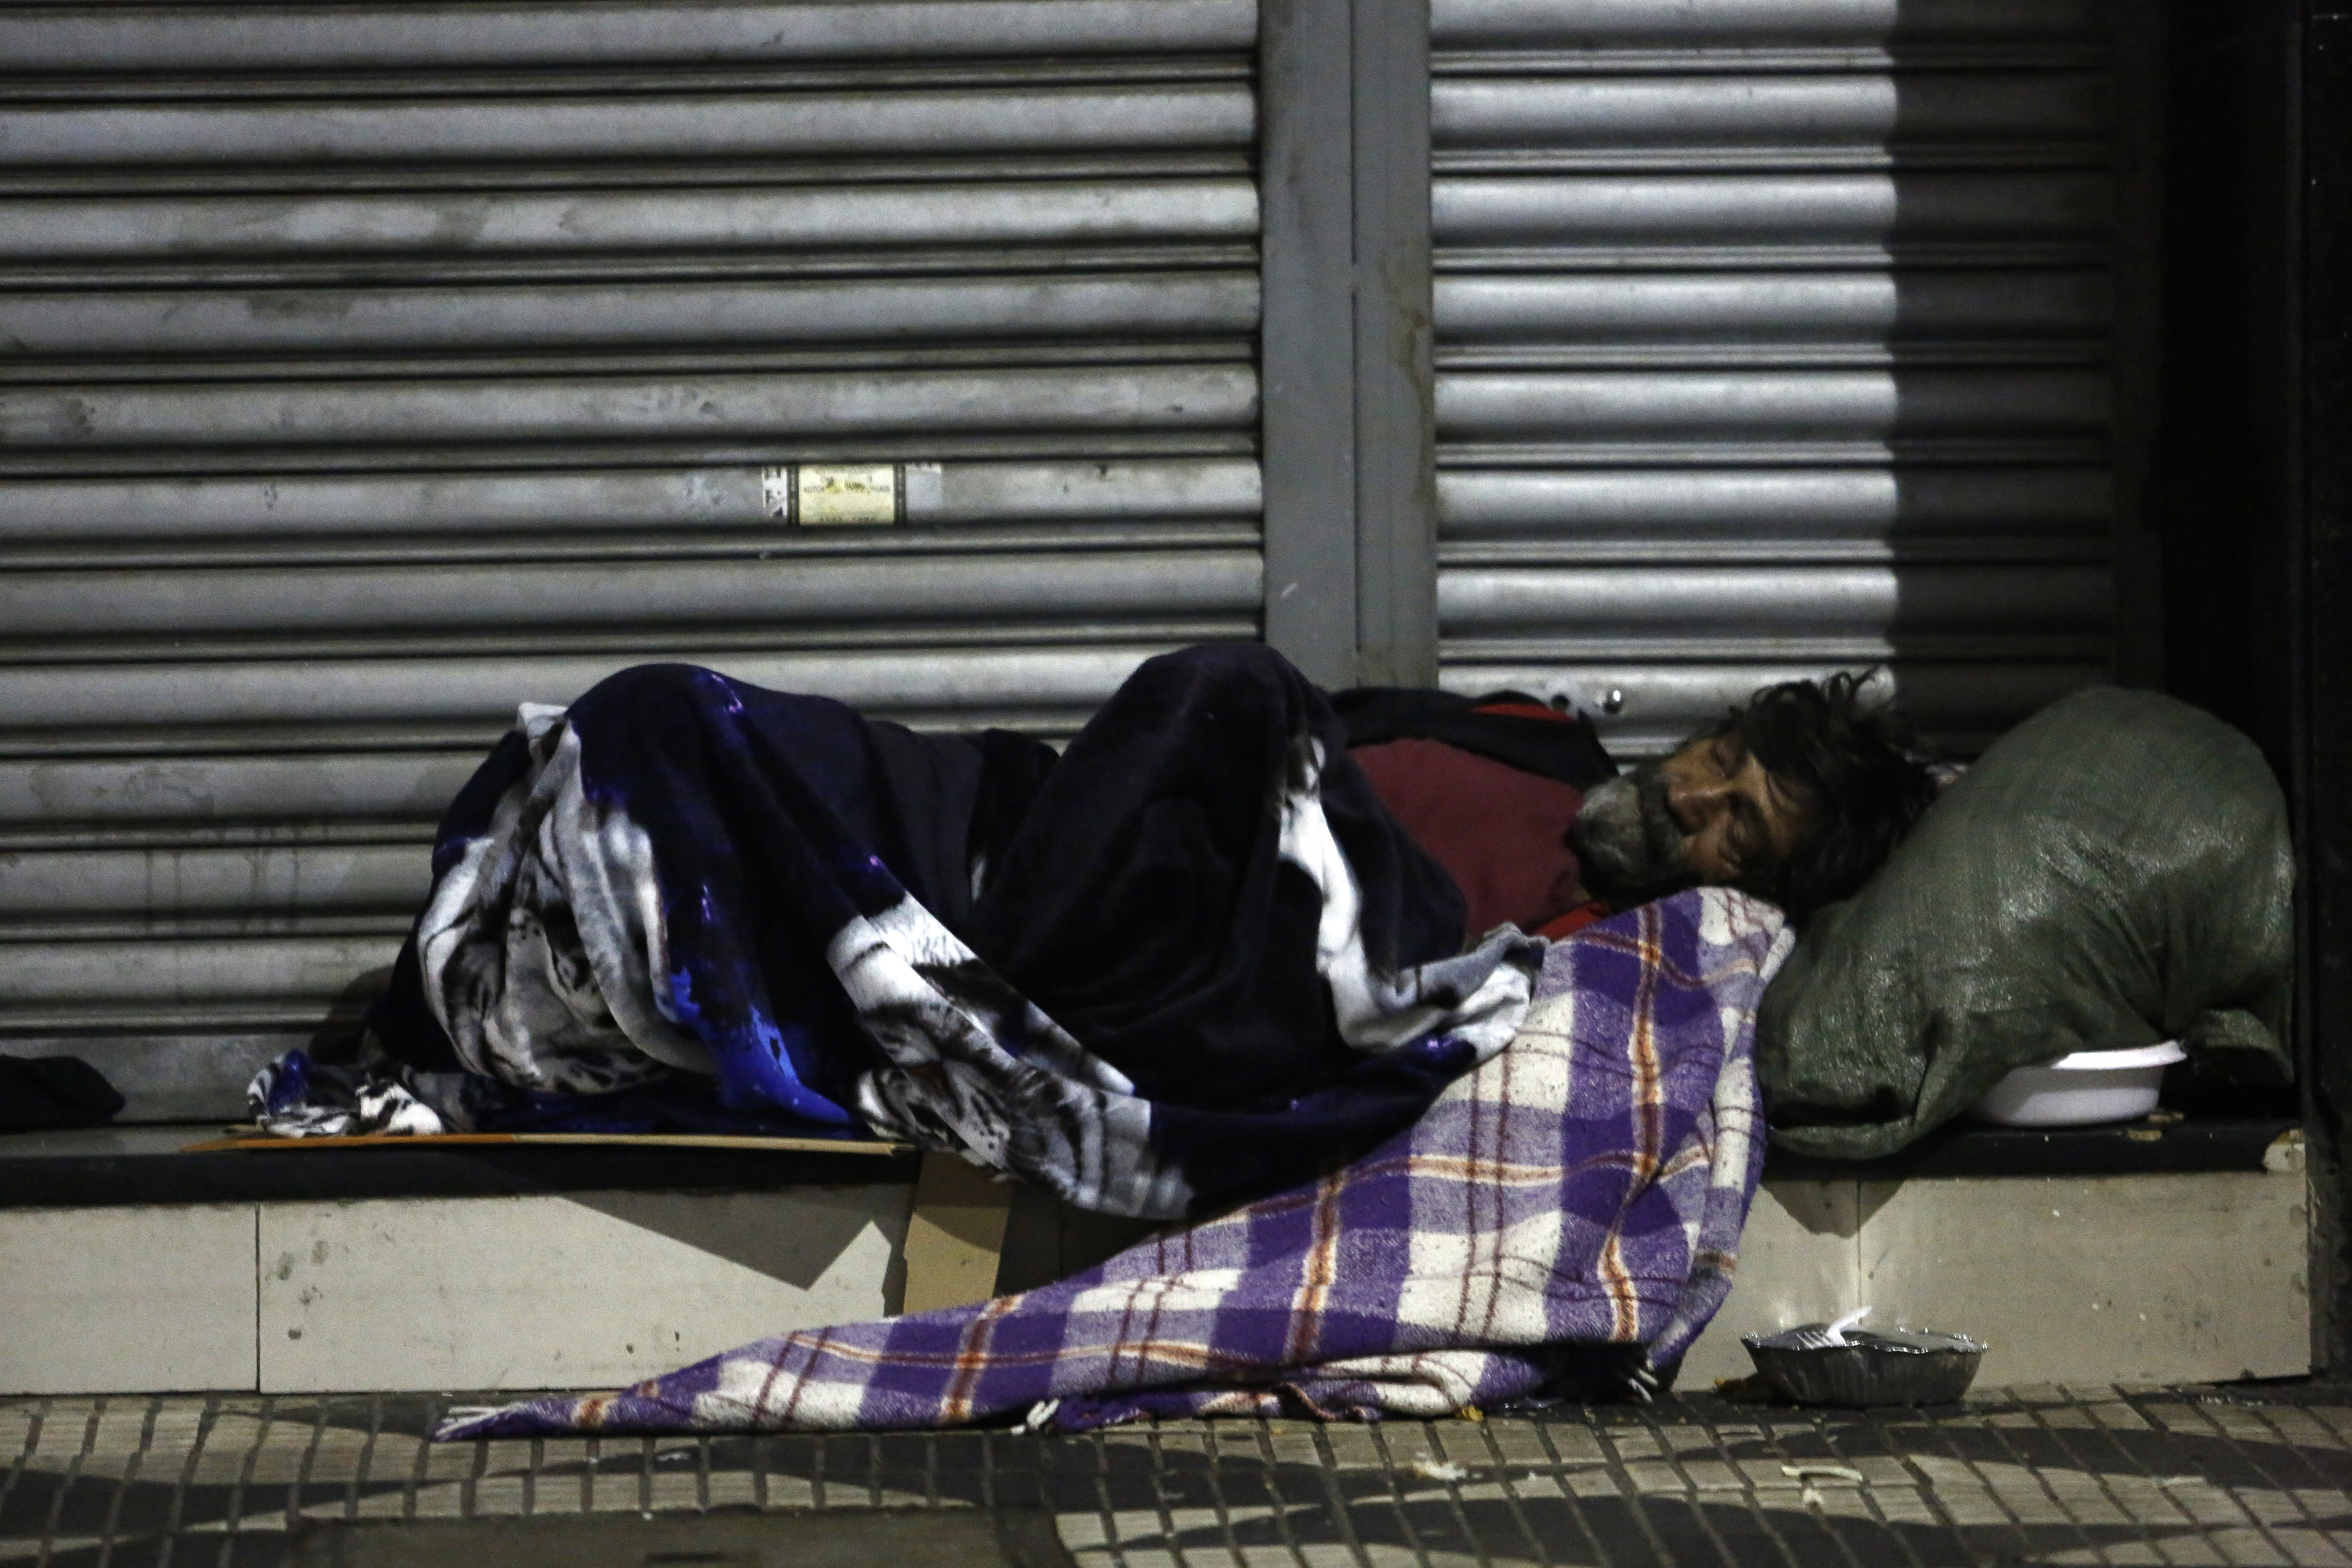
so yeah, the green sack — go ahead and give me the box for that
[1756,686,2294,1158]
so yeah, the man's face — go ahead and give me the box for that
[1569,731,1811,903]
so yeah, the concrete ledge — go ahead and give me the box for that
[1680,1168,2312,1390]
[0,1204,257,1395]
[258,1188,911,1392]
[1,1186,913,1395]
[0,1165,2313,1396]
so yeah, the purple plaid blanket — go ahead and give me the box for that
[440,889,1788,1439]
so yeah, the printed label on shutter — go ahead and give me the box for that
[796,463,899,526]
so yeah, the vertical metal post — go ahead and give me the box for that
[1259,0,1360,690]
[1259,0,1437,688]
[1350,0,1437,686]
[2110,1,2169,690]
[2298,0,2349,1375]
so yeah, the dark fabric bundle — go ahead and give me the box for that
[1352,740,1592,939]
[1757,686,2294,1158]
[1330,685,1616,787]
[1341,688,1616,941]
[349,642,1541,1215]
[0,1055,125,1133]
[966,643,1469,1108]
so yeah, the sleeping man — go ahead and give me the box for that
[1565,670,1939,924]
[254,641,1936,1217]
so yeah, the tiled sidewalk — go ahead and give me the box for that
[6,1386,2352,1567]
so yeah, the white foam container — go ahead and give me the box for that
[1970,1041,2189,1127]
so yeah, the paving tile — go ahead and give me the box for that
[1479,1421,1552,1470]
[1294,1545,1358,1568]
[1322,1427,1384,1471]
[1616,1460,1686,1494]
[1538,1425,1608,1465]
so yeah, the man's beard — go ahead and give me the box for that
[1569,764,1695,905]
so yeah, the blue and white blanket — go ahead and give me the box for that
[261,645,1544,1219]
[441,889,1789,1438]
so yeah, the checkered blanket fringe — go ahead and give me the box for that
[439,888,1790,1439]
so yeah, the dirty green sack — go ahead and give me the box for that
[1757,686,2293,1158]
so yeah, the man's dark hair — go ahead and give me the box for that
[1708,670,1940,922]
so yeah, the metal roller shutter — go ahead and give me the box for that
[0,1,1263,1117]
[1429,0,2148,757]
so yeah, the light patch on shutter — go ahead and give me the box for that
[902,462,945,516]
[798,463,899,526]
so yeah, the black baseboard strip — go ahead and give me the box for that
[0,1125,921,1207]
[1764,1118,2302,1182]
[0,1117,2303,1210]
